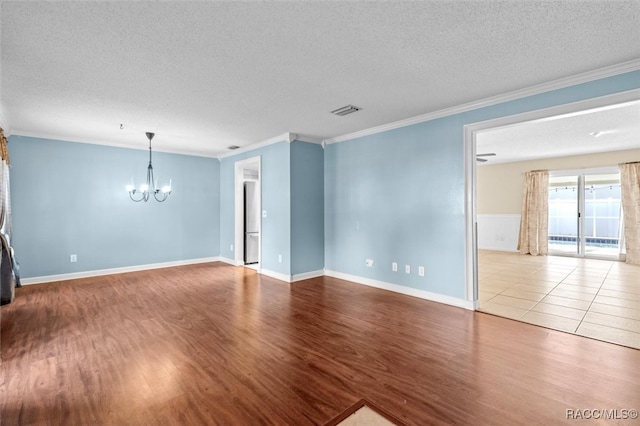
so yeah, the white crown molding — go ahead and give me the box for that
[8,130,221,158]
[324,269,475,310]
[464,88,640,135]
[20,257,220,285]
[216,132,324,160]
[217,132,292,159]
[293,134,324,144]
[10,128,323,160]
[325,59,640,145]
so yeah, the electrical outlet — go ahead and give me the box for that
[278,254,282,263]
[392,262,398,272]
[70,254,77,263]
[418,266,425,277]
[262,210,267,218]
[366,259,374,267]
[405,265,410,274]
[230,244,234,251]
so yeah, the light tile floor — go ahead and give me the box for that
[478,250,640,349]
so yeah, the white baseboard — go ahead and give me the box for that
[291,269,324,282]
[219,257,243,266]
[260,268,292,283]
[259,268,324,283]
[20,257,221,285]
[218,260,322,283]
[324,270,475,310]
[21,260,476,311]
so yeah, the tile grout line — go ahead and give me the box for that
[523,264,578,321]
[478,252,639,348]
[574,261,612,333]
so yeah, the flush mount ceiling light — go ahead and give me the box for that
[331,104,361,116]
[126,132,172,202]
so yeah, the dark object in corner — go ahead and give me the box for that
[0,233,20,305]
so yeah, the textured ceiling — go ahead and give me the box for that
[2,1,640,156]
[476,101,640,165]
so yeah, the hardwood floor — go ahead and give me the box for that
[1,262,639,425]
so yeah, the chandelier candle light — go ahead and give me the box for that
[126,132,172,202]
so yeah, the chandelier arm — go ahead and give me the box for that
[129,191,145,202]
[154,191,169,202]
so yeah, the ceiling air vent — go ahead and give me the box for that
[331,104,361,116]
[227,145,240,150]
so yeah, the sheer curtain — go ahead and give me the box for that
[619,162,640,265]
[517,170,549,256]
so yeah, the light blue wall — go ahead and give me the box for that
[219,141,291,275]
[325,71,640,299]
[290,141,324,275]
[9,136,220,278]
[8,70,639,292]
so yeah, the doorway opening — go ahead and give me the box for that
[234,157,261,270]
[464,89,640,348]
[464,89,639,306]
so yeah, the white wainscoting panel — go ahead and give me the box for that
[477,214,521,252]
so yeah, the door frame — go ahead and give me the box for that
[234,156,262,268]
[463,88,640,309]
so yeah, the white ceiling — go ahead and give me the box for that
[2,1,640,156]
[476,101,640,165]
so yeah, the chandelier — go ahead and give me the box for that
[126,132,172,202]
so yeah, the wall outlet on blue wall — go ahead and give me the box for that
[278,254,282,263]
[365,259,374,267]
[418,266,425,277]
[392,262,397,272]
[70,254,77,263]
[230,244,233,251]
[405,265,410,274]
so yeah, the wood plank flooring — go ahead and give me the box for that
[1,262,639,425]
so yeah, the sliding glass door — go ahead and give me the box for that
[549,175,579,254]
[548,171,623,259]
[583,173,623,258]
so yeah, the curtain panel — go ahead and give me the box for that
[619,162,640,265]
[0,127,10,237]
[517,170,549,256]
[1,127,18,305]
